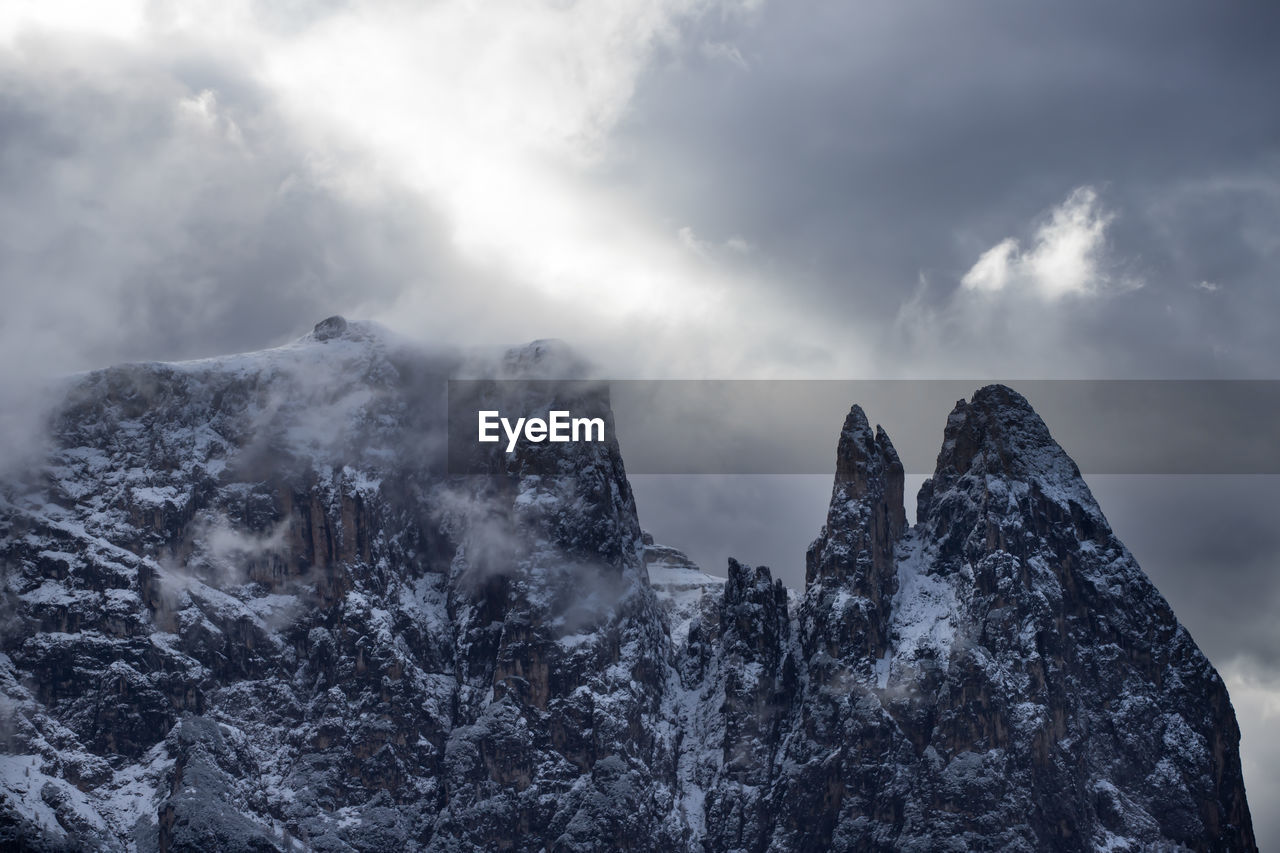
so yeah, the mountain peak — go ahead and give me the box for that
[501,338,591,379]
[937,385,1061,470]
[312,314,349,340]
[927,383,1097,510]
[300,315,394,348]
[914,383,1110,567]
[792,384,1253,850]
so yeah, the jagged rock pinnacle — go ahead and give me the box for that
[801,406,907,664]
[832,405,907,536]
[807,405,906,587]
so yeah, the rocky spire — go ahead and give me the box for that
[800,405,907,672]
[806,404,907,588]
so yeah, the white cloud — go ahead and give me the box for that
[700,40,749,70]
[0,0,878,383]
[677,226,753,257]
[961,186,1119,300]
[892,189,1135,378]
[959,237,1018,293]
[257,0,749,325]
[678,225,710,255]
[0,0,148,44]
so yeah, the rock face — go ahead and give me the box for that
[0,326,1254,852]
[764,389,1255,851]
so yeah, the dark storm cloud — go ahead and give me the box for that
[615,1,1280,375]
[1090,476,1280,678]
[0,39,461,371]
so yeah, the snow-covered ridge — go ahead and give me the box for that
[643,539,725,649]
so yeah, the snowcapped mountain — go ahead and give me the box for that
[0,319,1254,851]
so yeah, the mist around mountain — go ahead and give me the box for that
[0,319,1253,851]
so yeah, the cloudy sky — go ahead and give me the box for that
[2,0,1279,841]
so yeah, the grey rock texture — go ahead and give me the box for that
[0,327,1254,851]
